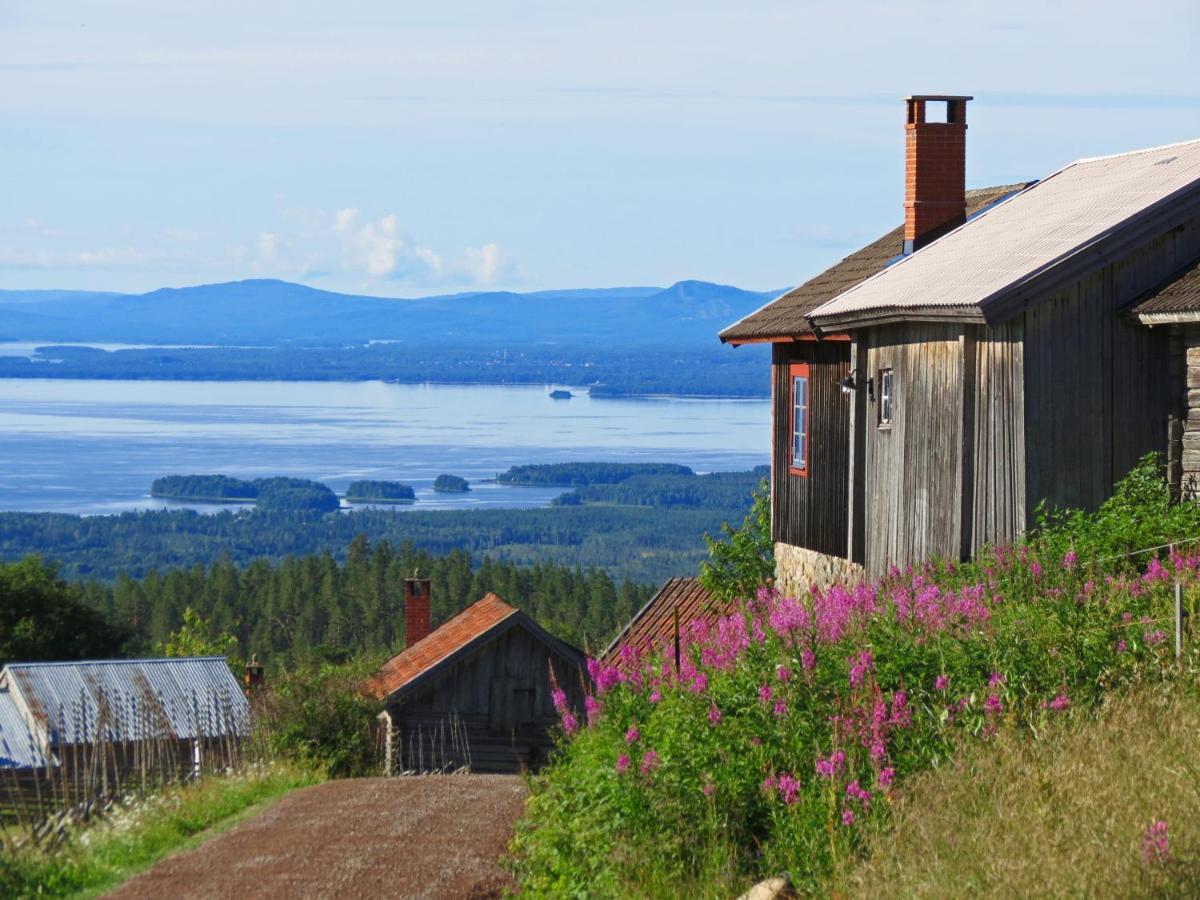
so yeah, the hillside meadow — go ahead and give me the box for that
[509,457,1200,897]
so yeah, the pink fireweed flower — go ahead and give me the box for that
[690,672,709,694]
[625,726,640,744]
[758,683,773,704]
[1117,639,1129,653]
[750,736,762,747]
[708,704,723,725]
[594,665,622,695]
[561,712,578,734]
[761,774,777,794]
[1063,550,1078,571]
[846,780,871,807]
[1029,560,1043,579]
[935,674,950,691]
[1122,611,1134,623]
[776,665,792,683]
[878,767,895,788]
[1043,693,1071,711]
[702,782,715,798]
[889,690,912,728]
[776,773,801,805]
[551,688,567,713]
[616,753,630,775]
[1143,558,1170,584]
[1145,629,1168,646]
[848,650,875,688]
[640,749,660,775]
[815,749,846,779]
[801,648,816,672]
[773,699,788,718]
[988,671,1006,688]
[584,695,603,726]
[1142,819,1169,864]
[648,689,662,704]
[841,808,855,826]
[984,694,1004,716]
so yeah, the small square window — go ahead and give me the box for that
[878,368,894,428]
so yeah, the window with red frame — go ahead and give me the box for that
[788,362,810,476]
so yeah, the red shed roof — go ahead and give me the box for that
[601,577,736,669]
[367,593,519,701]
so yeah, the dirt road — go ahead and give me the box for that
[106,775,528,900]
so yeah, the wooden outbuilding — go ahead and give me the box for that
[722,95,1200,584]
[602,576,733,672]
[369,578,587,775]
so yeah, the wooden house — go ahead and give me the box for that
[721,95,1200,586]
[369,576,587,774]
[602,576,733,672]
[0,657,248,820]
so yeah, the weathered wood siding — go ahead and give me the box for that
[966,319,1026,554]
[861,325,966,575]
[387,623,584,774]
[771,342,852,557]
[1023,220,1200,517]
[1180,325,1200,499]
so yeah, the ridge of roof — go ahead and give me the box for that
[3,656,230,670]
[1072,136,1200,166]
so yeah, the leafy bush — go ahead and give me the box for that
[510,462,1200,896]
[700,478,773,605]
[255,656,382,778]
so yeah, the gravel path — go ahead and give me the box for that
[105,775,528,900]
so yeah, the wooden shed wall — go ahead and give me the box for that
[861,324,966,575]
[966,319,1027,554]
[771,341,852,557]
[1022,218,1200,517]
[387,624,585,774]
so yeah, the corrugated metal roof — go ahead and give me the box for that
[0,691,46,769]
[1133,257,1200,321]
[719,185,1029,342]
[601,577,735,669]
[1,657,249,745]
[809,139,1200,326]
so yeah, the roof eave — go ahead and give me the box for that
[1135,312,1200,325]
[811,306,986,331]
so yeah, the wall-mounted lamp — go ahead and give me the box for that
[837,373,859,394]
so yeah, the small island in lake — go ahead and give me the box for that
[549,389,573,400]
[344,480,416,503]
[150,475,340,514]
[433,474,471,492]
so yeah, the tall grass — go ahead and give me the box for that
[845,679,1200,898]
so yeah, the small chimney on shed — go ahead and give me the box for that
[405,570,433,648]
[244,653,265,691]
[904,95,972,253]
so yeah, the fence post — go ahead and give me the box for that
[1176,579,1184,665]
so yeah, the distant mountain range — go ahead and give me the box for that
[0,279,783,347]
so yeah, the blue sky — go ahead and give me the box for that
[1,1,1197,296]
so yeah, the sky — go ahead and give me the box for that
[1,1,1198,297]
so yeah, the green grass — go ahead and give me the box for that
[843,679,1200,898]
[0,761,321,899]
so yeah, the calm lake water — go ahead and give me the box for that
[0,379,769,515]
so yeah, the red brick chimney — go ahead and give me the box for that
[904,95,972,253]
[404,572,432,648]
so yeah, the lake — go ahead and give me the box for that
[0,379,769,515]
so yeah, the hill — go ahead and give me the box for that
[0,279,780,348]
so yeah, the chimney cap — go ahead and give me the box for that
[904,94,973,102]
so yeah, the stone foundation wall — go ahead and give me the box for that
[774,542,865,596]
